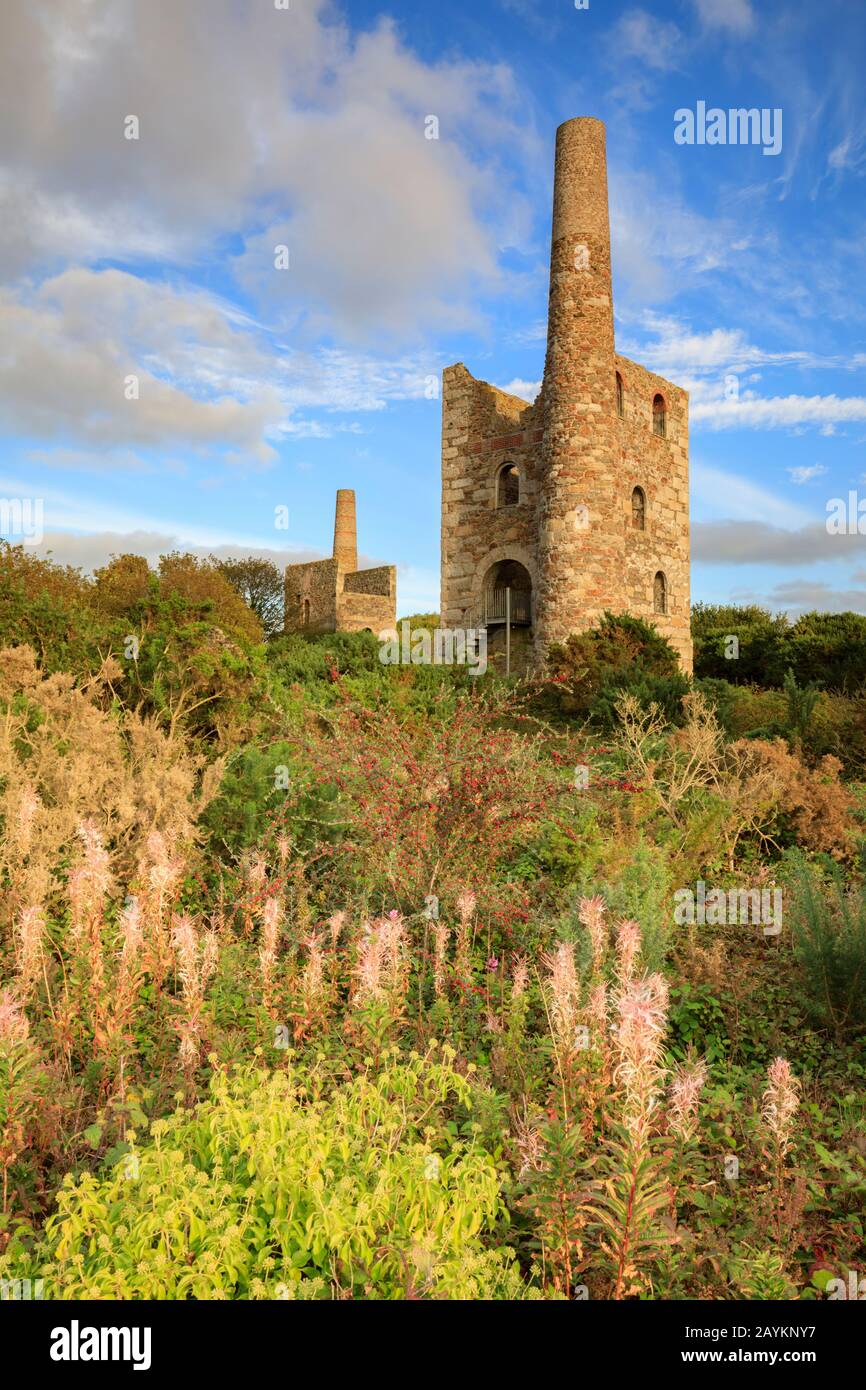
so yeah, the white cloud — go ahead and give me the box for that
[692,0,755,36]
[787,464,827,484]
[0,268,452,460]
[692,463,811,528]
[610,175,744,304]
[494,378,541,402]
[692,393,866,431]
[613,10,683,72]
[0,0,537,340]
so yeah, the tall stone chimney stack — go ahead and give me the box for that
[332,488,358,573]
[536,117,618,653]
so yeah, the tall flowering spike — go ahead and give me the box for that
[260,895,281,971]
[0,988,30,1044]
[327,910,346,948]
[761,1056,801,1154]
[200,930,219,989]
[586,981,608,1031]
[578,894,608,972]
[615,919,642,984]
[171,913,199,996]
[15,784,40,856]
[245,852,268,897]
[668,1058,708,1141]
[511,955,529,1000]
[432,921,450,997]
[120,897,143,961]
[69,820,112,932]
[15,905,45,994]
[354,920,385,1003]
[301,933,326,1010]
[455,890,477,927]
[613,972,670,1136]
[380,911,406,991]
[144,831,181,900]
[544,941,580,1054]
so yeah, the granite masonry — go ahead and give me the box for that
[439,117,692,672]
[284,489,396,636]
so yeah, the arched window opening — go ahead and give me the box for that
[616,372,624,418]
[497,463,520,507]
[652,394,666,438]
[653,571,667,615]
[631,486,646,531]
[302,598,311,627]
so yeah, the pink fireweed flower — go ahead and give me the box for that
[668,1058,708,1141]
[615,919,642,984]
[354,915,406,1003]
[327,910,346,948]
[578,894,608,973]
[143,831,182,902]
[613,972,670,1136]
[432,921,450,997]
[15,784,40,856]
[172,915,218,999]
[543,941,580,1054]
[68,821,112,936]
[119,897,143,962]
[761,1057,801,1155]
[301,933,326,1008]
[259,896,281,978]
[511,956,529,1000]
[354,921,385,1002]
[586,981,608,1032]
[0,988,29,1044]
[15,904,45,993]
[455,890,477,927]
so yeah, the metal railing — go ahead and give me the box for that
[466,587,532,628]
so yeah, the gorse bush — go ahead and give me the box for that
[544,612,689,726]
[9,1050,517,1300]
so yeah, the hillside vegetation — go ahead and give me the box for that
[1,545,864,1300]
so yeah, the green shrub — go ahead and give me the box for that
[692,604,789,687]
[783,611,866,695]
[201,740,345,860]
[544,612,689,726]
[13,1050,521,1300]
[590,838,673,972]
[788,855,866,1040]
[693,604,866,695]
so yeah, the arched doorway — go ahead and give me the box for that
[481,558,532,626]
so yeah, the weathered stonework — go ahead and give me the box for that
[440,117,692,672]
[285,489,396,636]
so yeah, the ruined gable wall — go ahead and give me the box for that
[440,364,542,626]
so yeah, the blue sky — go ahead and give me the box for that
[2,0,865,617]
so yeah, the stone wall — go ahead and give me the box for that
[343,565,394,597]
[438,116,693,674]
[440,366,542,628]
[284,498,397,638]
[284,557,339,635]
[615,354,691,667]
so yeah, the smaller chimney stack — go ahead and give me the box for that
[332,489,358,572]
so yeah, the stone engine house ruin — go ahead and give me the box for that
[440,116,692,672]
[284,488,396,636]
